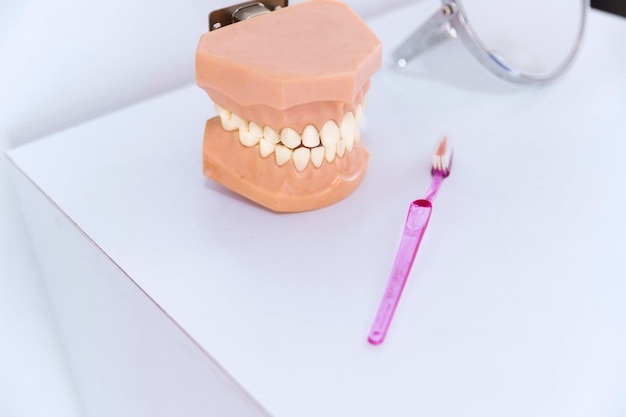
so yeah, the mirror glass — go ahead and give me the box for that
[460,0,586,78]
[393,0,588,83]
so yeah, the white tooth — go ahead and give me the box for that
[263,126,279,144]
[301,124,320,147]
[311,146,325,168]
[234,114,247,129]
[362,95,368,110]
[249,121,262,138]
[221,117,237,131]
[280,127,302,149]
[325,143,337,163]
[336,139,346,157]
[214,103,231,120]
[222,113,245,131]
[239,128,260,147]
[320,120,340,147]
[259,139,276,158]
[340,111,355,152]
[355,104,364,125]
[345,132,354,151]
[275,144,292,166]
[355,104,364,143]
[239,120,263,147]
[292,147,311,172]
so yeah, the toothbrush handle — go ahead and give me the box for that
[368,199,432,345]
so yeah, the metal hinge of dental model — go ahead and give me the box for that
[209,0,289,31]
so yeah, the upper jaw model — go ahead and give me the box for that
[196,0,382,212]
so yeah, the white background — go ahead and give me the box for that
[0,1,412,416]
[3,1,625,416]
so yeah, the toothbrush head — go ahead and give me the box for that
[431,135,453,177]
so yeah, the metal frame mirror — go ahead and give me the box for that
[393,0,589,83]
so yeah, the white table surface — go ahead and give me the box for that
[8,2,626,416]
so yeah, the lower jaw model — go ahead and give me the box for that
[196,0,382,212]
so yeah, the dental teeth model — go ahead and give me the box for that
[214,101,366,169]
[196,0,382,212]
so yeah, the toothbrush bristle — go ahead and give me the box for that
[431,135,452,176]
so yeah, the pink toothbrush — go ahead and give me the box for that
[368,135,453,345]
